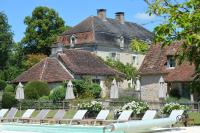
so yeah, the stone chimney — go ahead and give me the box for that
[51,43,63,57]
[115,12,125,24]
[97,9,106,21]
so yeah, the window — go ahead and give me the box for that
[132,55,138,65]
[110,52,116,60]
[92,79,100,84]
[119,36,124,49]
[70,35,76,47]
[167,56,176,68]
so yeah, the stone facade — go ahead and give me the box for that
[140,74,167,102]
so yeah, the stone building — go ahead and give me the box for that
[57,9,153,69]
[139,42,196,102]
[13,48,122,89]
[56,9,153,89]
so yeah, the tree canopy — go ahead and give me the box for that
[145,0,200,80]
[22,6,67,55]
[130,39,149,54]
[0,11,13,69]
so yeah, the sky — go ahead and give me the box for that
[0,0,162,42]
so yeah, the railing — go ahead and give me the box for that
[1,100,200,112]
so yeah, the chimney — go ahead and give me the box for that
[51,43,63,57]
[115,12,125,24]
[97,9,106,21]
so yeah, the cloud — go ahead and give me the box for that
[134,12,156,20]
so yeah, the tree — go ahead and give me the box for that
[22,6,67,55]
[130,39,149,54]
[0,11,13,70]
[25,54,47,69]
[145,0,200,80]
[104,58,137,80]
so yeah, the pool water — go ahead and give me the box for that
[0,124,122,133]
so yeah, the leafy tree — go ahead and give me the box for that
[145,0,200,80]
[0,11,13,70]
[130,39,149,54]
[25,54,47,69]
[24,81,50,99]
[104,58,137,80]
[22,6,67,55]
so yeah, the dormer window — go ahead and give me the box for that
[70,35,76,47]
[119,36,124,49]
[167,55,176,68]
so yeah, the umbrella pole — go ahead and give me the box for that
[19,100,21,117]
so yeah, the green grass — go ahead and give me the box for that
[15,109,77,119]
[188,112,200,125]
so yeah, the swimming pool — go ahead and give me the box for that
[0,124,121,133]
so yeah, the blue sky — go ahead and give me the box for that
[0,0,162,42]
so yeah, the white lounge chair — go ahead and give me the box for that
[81,110,110,125]
[104,110,133,124]
[67,110,87,124]
[47,109,65,124]
[2,107,18,122]
[30,109,50,123]
[117,110,133,122]
[141,110,157,120]
[0,109,9,120]
[19,109,35,122]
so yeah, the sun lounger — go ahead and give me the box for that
[47,109,65,124]
[2,107,18,122]
[116,110,133,122]
[141,110,157,120]
[0,109,9,120]
[81,110,110,125]
[19,109,35,122]
[103,110,133,124]
[62,110,87,125]
[30,109,49,124]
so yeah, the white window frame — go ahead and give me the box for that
[167,56,176,69]
[132,54,138,65]
[70,35,77,47]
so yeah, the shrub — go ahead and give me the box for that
[39,96,49,101]
[0,80,6,91]
[161,103,189,115]
[24,81,50,100]
[78,91,94,100]
[49,85,65,102]
[4,84,14,92]
[78,101,102,117]
[72,80,87,96]
[88,84,101,98]
[2,92,17,108]
[114,101,149,117]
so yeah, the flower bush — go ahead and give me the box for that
[161,103,189,115]
[78,101,103,117]
[114,101,149,117]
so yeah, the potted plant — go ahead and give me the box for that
[78,101,102,118]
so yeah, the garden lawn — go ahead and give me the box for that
[188,112,200,125]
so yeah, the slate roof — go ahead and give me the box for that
[62,16,153,42]
[58,49,122,76]
[13,49,122,83]
[139,42,195,82]
[13,58,73,83]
